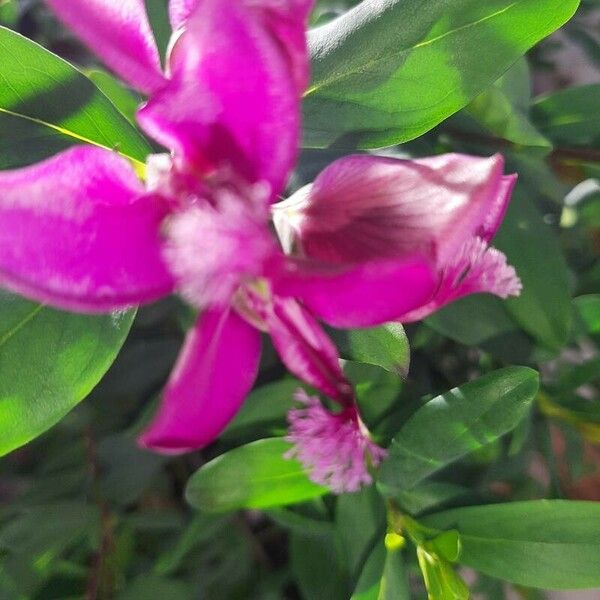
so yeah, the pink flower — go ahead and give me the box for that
[286,390,387,494]
[0,1,435,453]
[273,153,522,325]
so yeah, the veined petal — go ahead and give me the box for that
[46,0,165,94]
[272,256,437,328]
[274,153,512,264]
[480,174,518,243]
[0,146,174,311]
[138,307,262,453]
[398,237,522,322]
[138,0,310,200]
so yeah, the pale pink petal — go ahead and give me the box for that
[479,174,518,243]
[138,0,309,199]
[162,198,277,308]
[274,153,510,264]
[272,256,437,328]
[399,237,522,322]
[169,0,198,30]
[138,307,262,453]
[286,390,387,494]
[46,0,165,94]
[249,295,351,402]
[0,146,174,311]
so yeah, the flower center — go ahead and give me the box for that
[146,154,279,309]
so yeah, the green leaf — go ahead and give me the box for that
[291,531,349,600]
[574,294,600,335]
[185,438,327,512]
[304,0,580,148]
[335,486,386,582]
[345,362,403,429]
[494,191,573,351]
[395,482,471,516]
[532,84,600,147]
[86,70,141,125]
[0,1,18,26]
[116,576,191,600]
[423,500,600,589]
[425,294,534,363]
[427,295,518,346]
[0,26,150,168]
[352,543,410,600]
[463,58,551,149]
[220,379,300,442]
[342,324,410,376]
[417,546,469,600]
[0,291,134,456]
[379,367,539,492]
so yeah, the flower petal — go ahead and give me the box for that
[138,0,309,199]
[46,0,165,94]
[274,153,511,264]
[0,146,174,311]
[138,307,262,453]
[272,256,437,328]
[255,296,351,402]
[398,237,522,322]
[479,174,518,243]
[168,0,198,30]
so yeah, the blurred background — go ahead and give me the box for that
[0,1,598,599]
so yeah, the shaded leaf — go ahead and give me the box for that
[423,501,600,589]
[379,367,539,492]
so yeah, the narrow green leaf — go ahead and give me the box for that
[0,291,134,456]
[291,532,349,600]
[87,69,141,124]
[220,379,300,442]
[574,294,600,335]
[417,546,469,600]
[395,482,471,516]
[185,438,327,512]
[304,0,580,148]
[494,192,572,351]
[352,542,410,600]
[427,294,519,346]
[335,486,387,583]
[532,84,600,147]
[0,26,150,167]
[464,58,551,149]
[346,324,410,376]
[379,367,539,492]
[423,500,600,589]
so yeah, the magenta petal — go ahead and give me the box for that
[272,257,437,328]
[46,0,165,94]
[479,174,518,243]
[274,153,510,264]
[0,146,174,311]
[138,0,308,199]
[138,307,262,453]
[398,238,522,322]
[262,297,351,402]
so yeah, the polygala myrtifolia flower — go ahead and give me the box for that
[0,0,435,478]
[273,153,522,325]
